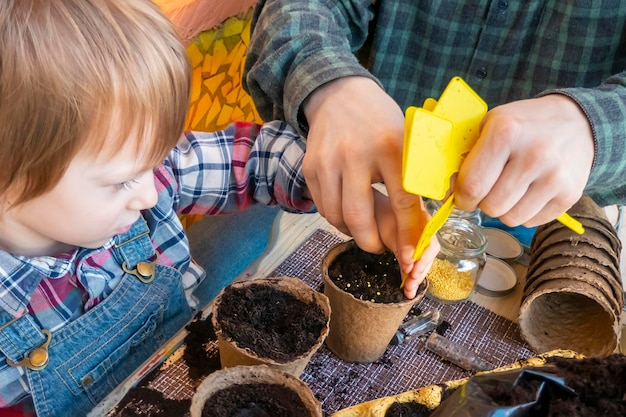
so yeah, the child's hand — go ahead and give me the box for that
[373,189,439,299]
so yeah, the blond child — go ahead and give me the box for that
[0,1,317,415]
[0,1,437,415]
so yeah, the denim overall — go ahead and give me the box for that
[0,218,192,417]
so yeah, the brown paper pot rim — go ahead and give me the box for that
[527,242,620,283]
[212,276,331,376]
[531,216,620,255]
[529,239,619,272]
[525,260,623,313]
[190,365,322,417]
[566,195,611,221]
[530,228,619,263]
[321,240,426,363]
[519,279,619,357]
[523,273,622,318]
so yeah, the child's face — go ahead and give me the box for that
[3,138,160,256]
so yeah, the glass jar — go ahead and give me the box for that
[426,217,487,304]
[426,199,483,225]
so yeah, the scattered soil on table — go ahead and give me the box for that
[111,386,190,417]
[183,313,221,380]
[201,383,312,417]
[328,245,411,303]
[109,314,220,417]
[218,282,328,362]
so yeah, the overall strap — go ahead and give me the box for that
[112,217,158,283]
[0,217,156,369]
[0,308,48,368]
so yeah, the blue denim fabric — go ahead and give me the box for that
[481,215,537,247]
[188,204,280,307]
[0,218,192,417]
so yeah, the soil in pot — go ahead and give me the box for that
[326,243,413,303]
[201,383,311,417]
[216,280,328,363]
[191,365,322,417]
[385,401,432,417]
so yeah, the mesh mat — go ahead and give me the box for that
[109,229,534,416]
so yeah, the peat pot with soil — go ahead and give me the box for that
[190,365,322,417]
[322,240,427,363]
[212,276,331,376]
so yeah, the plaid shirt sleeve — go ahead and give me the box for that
[245,0,626,206]
[165,120,315,215]
[541,71,626,206]
[243,0,379,135]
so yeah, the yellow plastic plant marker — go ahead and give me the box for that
[401,77,583,278]
[412,193,455,261]
[403,76,488,201]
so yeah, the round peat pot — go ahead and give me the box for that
[212,277,330,377]
[321,240,426,363]
[190,365,322,417]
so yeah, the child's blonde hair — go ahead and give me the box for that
[0,0,191,205]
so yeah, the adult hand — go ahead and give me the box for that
[454,95,595,226]
[373,189,439,299]
[302,76,425,274]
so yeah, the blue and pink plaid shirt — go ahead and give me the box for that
[0,121,314,411]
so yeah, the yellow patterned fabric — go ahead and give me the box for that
[185,8,262,131]
[178,7,263,229]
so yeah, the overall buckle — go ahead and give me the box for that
[122,253,159,283]
[6,329,52,371]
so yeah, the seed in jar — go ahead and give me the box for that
[427,258,474,300]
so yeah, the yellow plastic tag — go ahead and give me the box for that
[402,76,488,200]
[402,76,583,268]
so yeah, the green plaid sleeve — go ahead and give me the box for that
[546,72,626,206]
[243,0,379,134]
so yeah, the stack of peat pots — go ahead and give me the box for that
[520,196,623,356]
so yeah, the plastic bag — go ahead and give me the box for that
[429,366,577,417]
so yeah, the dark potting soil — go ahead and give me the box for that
[541,354,626,416]
[183,313,221,379]
[110,313,220,417]
[217,282,328,362]
[112,387,191,417]
[385,401,432,417]
[386,354,626,417]
[384,386,456,417]
[328,244,426,303]
[477,354,626,416]
[201,383,312,417]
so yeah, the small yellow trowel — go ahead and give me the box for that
[402,77,583,272]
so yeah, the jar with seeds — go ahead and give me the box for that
[426,217,487,304]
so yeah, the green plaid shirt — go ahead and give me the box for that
[244,0,626,206]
